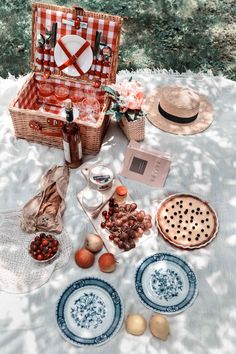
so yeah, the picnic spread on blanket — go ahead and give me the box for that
[2,2,235,353]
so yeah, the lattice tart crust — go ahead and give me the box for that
[156,194,218,249]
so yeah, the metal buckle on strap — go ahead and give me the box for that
[47,118,64,127]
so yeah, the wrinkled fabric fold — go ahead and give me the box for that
[20,165,69,233]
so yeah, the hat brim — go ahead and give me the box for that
[143,88,214,135]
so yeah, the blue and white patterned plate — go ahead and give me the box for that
[56,277,124,347]
[135,253,198,314]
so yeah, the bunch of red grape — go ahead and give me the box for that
[100,198,152,251]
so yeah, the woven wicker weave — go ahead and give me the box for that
[119,116,145,142]
[9,2,123,155]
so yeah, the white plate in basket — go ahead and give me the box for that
[56,277,124,347]
[54,35,93,77]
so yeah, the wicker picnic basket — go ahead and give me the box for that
[9,2,123,154]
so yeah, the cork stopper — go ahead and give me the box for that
[65,98,72,110]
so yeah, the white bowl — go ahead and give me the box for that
[28,234,60,263]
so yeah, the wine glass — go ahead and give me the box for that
[37,82,54,112]
[38,82,54,97]
[79,89,100,123]
[69,89,85,107]
[54,85,69,101]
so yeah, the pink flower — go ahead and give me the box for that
[110,80,144,111]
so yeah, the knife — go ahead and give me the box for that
[94,30,101,57]
[43,30,51,77]
[96,36,107,81]
[89,30,101,79]
[50,22,57,74]
[100,39,112,80]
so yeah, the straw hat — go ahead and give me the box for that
[144,85,214,135]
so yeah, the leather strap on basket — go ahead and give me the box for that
[29,120,62,138]
[57,38,90,76]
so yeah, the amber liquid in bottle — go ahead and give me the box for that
[62,99,83,169]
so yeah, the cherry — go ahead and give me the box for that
[42,239,49,246]
[31,243,37,251]
[101,222,106,228]
[102,210,107,217]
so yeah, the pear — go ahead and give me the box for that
[126,314,147,336]
[149,314,169,341]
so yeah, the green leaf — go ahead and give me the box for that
[106,102,121,116]
[125,109,144,121]
[102,86,120,99]
[115,111,123,122]
[106,109,115,115]
[112,102,120,111]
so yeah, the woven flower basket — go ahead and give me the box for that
[119,115,145,141]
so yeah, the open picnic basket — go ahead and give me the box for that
[9,2,123,154]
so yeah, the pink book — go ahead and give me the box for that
[120,140,171,187]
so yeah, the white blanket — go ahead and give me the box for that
[0,70,236,354]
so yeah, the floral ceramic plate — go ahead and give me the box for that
[56,277,124,347]
[135,253,198,314]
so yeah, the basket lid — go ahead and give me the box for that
[31,2,123,86]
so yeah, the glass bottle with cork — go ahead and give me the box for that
[114,185,128,205]
[62,98,83,168]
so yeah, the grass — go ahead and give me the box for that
[0,0,236,79]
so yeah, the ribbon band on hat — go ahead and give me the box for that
[158,104,198,124]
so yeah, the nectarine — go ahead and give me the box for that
[98,253,116,273]
[74,248,95,268]
[84,234,103,253]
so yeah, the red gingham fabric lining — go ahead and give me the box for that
[35,7,119,82]
[17,77,38,109]
[36,46,44,70]
[43,105,62,115]
[50,48,55,73]
[35,74,105,103]
[16,75,105,111]
[14,74,108,129]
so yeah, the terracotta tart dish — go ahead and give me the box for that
[156,194,219,250]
